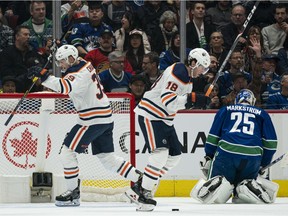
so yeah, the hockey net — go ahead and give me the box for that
[0,92,135,202]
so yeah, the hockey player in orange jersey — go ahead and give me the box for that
[125,48,211,211]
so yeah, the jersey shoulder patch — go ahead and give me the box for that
[171,63,190,83]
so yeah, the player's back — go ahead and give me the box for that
[210,103,276,158]
[64,60,113,126]
[134,63,192,125]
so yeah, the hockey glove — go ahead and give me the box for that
[200,156,212,178]
[258,167,270,180]
[28,66,50,82]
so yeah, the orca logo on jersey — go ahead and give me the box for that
[2,121,52,169]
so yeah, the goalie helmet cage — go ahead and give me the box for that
[0,92,136,202]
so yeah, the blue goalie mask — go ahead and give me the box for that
[235,89,256,106]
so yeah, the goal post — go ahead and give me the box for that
[0,92,136,203]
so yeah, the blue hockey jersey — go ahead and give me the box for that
[205,104,277,167]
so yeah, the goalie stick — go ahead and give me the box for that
[259,152,288,172]
[205,0,260,97]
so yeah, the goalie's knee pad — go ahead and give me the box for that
[59,145,78,167]
[191,176,233,204]
[235,179,275,204]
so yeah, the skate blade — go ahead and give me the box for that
[55,199,80,207]
[136,203,155,212]
[125,189,140,205]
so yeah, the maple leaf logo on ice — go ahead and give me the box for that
[2,121,52,169]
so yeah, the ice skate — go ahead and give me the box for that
[136,188,157,212]
[55,186,80,207]
[125,171,143,205]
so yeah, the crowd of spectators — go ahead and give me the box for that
[1,0,288,110]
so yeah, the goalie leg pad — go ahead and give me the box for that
[256,176,279,203]
[191,176,233,204]
[235,179,273,204]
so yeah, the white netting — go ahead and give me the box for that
[0,93,135,201]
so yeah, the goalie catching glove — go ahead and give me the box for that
[200,156,212,178]
[28,66,50,82]
[185,92,208,109]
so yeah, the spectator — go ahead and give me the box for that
[243,25,265,72]
[151,10,178,55]
[221,72,249,106]
[0,7,14,52]
[61,0,89,33]
[221,4,247,51]
[84,29,133,74]
[260,54,281,107]
[167,0,191,24]
[0,75,17,93]
[203,83,221,109]
[266,72,288,109]
[159,31,191,71]
[128,74,147,106]
[99,50,132,92]
[206,0,232,30]
[114,11,150,53]
[277,35,288,74]
[208,31,229,68]
[0,25,45,93]
[21,1,53,54]
[68,1,113,57]
[140,51,162,89]
[125,29,150,74]
[217,50,252,99]
[261,4,288,55]
[102,0,132,31]
[135,1,169,39]
[186,1,216,50]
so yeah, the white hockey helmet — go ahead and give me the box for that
[55,44,78,66]
[188,48,210,72]
[235,89,256,106]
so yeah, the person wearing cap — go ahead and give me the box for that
[67,1,113,57]
[260,54,281,107]
[98,50,132,92]
[84,28,134,74]
[125,29,151,74]
[0,76,17,93]
[128,74,147,106]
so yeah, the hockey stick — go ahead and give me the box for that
[259,152,288,172]
[205,1,260,97]
[4,41,57,126]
